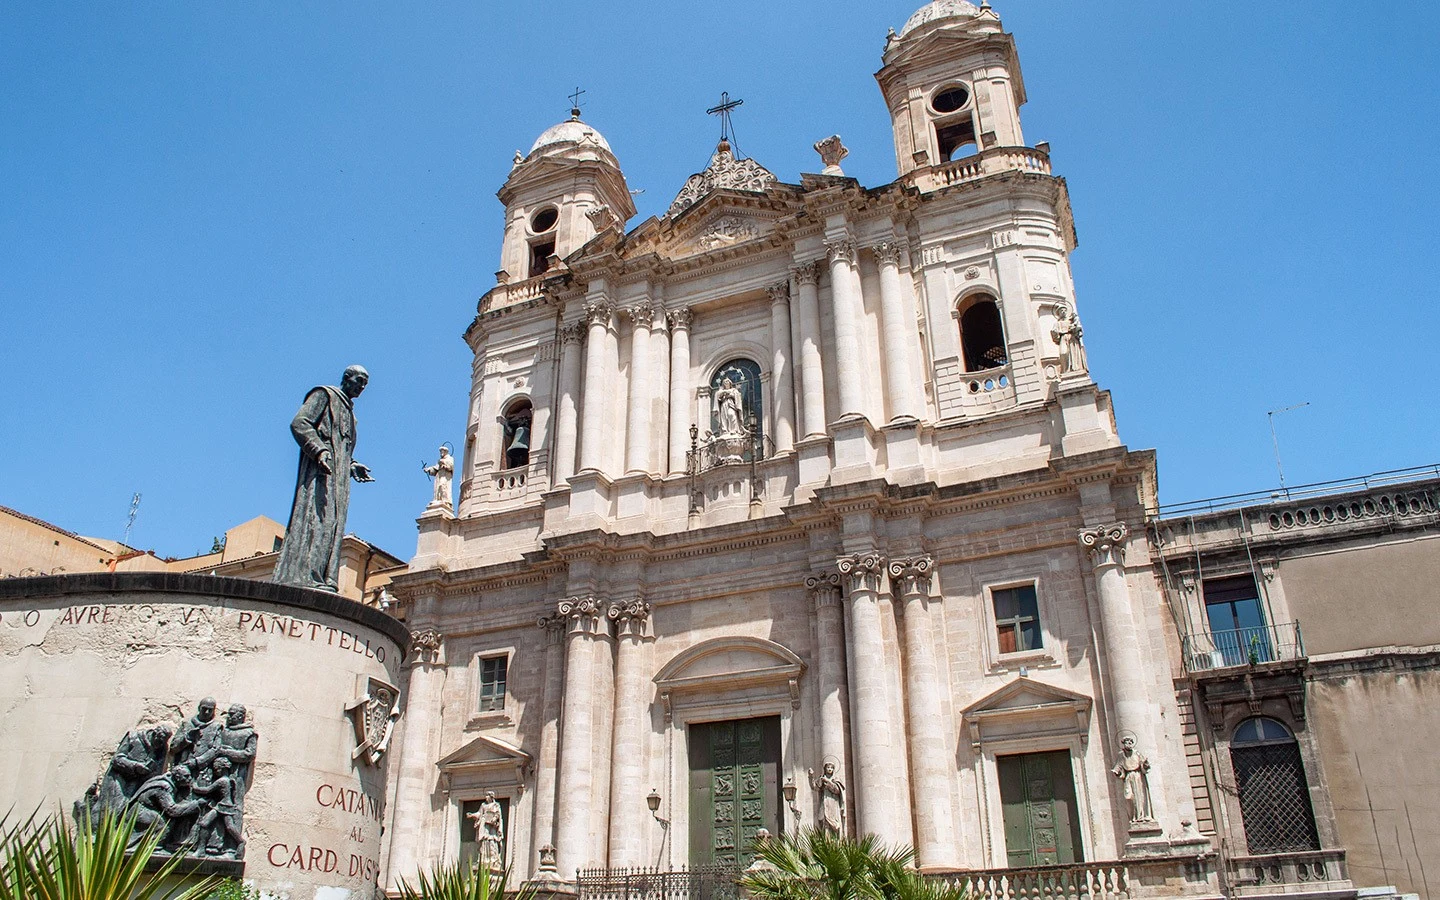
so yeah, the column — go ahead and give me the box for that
[385,627,446,889]
[553,322,585,483]
[650,313,671,474]
[529,614,567,875]
[1079,523,1164,836]
[873,241,922,421]
[837,552,904,844]
[804,572,849,812]
[825,238,866,419]
[767,282,797,452]
[667,308,693,473]
[791,263,827,437]
[624,303,655,474]
[605,599,651,867]
[578,302,613,472]
[890,556,957,868]
[553,596,607,877]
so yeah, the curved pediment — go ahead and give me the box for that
[654,636,805,719]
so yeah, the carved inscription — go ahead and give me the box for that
[265,780,384,883]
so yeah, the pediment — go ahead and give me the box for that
[436,734,531,774]
[672,209,774,257]
[961,677,1092,748]
[654,636,805,719]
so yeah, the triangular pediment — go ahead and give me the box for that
[436,734,531,773]
[962,676,1091,717]
[961,677,1092,749]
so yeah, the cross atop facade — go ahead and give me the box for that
[706,91,744,144]
[568,86,586,118]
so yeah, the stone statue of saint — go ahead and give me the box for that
[469,790,505,871]
[274,365,374,592]
[1050,305,1087,374]
[1111,731,1154,824]
[715,377,745,437]
[424,446,454,510]
[92,724,173,824]
[171,697,220,770]
[808,761,846,836]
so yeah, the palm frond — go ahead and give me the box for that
[740,829,966,900]
[396,859,536,900]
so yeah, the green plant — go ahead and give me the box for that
[396,860,533,900]
[204,879,259,900]
[0,810,220,900]
[740,829,968,900]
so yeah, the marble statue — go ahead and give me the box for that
[1050,305,1087,374]
[808,761,847,836]
[715,377,745,436]
[469,790,505,871]
[171,697,220,770]
[274,365,374,592]
[1111,731,1154,824]
[424,446,454,510]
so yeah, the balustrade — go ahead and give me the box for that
[923,145,1052,190]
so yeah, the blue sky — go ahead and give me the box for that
[2,2,1437,560]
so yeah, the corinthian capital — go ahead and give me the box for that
[409,629,444,665]
[790,262,819,286]
[887,555,934,596]
[560,321,586,345]
[836,552,886,595]
[766,282,790,305]
[1079,523,1129,569]
[625,302,656,328]
[871,241,902,267]
[824,238,857,267]
[667,307,693,330]
[583,301,613,329]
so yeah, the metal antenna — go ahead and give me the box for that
[706,91,744,150]
[1266,402,1309,496]
[567,86,586,119]
[121,492,142,549]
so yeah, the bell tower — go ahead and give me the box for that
[494,106,636,284]
[875,0,1028,178]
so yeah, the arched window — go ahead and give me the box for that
[501,399,532,470]
[958,296,1007,372]
[710,358,763,444]
[1230,717,1320,853]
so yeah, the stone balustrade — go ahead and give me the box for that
[1224,849,1351,897]
[927,856,1220,900]
[477,274,548,315]
[918,145,1053,191]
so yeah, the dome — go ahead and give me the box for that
[528,116,613,155]
[899,0,982,38]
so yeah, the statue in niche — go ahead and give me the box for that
[424,445,454,510]
[274,365,374,592]
[128,764,203,852]
[86,724,173,825]
[1050,304,1087,374]
[171,697,220,770]
[1111,731,1155,824]
[715,377,745,437]
[468,790,505,872]
[807,760,847,836]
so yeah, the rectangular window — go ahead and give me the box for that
[529,240,555,277]
[993,584,1042,654]
[1203,575,1270,665]
[478,656,508,712]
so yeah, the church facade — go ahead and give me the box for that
[379,2,1373,896]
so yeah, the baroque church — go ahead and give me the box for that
[385,0,1194,882]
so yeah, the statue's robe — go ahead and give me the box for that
[274,386,356,591]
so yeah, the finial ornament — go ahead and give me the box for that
[1079,523,1129,568]
[568,86,586,119]
[814,135,848,176]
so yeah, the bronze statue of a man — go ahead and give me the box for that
[274,365,374,591]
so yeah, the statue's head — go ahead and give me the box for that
[484,790,496,802]
[225,704,247,727]
[438,446,450,458]
[823,761,835,776]
[1119,731,1137,751]
[197,697,216,721]
[722,377,734,389]
[213,757,233,775]
[342,365,370,399]
[172,764,193,787]
[146,724,174,749]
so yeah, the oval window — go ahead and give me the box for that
[931,84,970,114]
[530,206,558,234]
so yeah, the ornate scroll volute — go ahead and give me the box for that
[556,595,608,637]
[1079,523,1129,569]
[536,611,566,646]
[805,571,842,611]
[409,629,444,666]
[836,553,886,595]
[887,555,934,597]
[607,598,652,639]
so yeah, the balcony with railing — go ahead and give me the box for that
[1181,623,1305,674]
[915,145,1053,193]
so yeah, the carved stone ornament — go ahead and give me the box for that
[824,238,857,267]
[585,203,617,232]
[557,595,604,619]
[872,241,902,268]
[1079,523,1129,568]
[1111,730,1156,825]
[836,553,886,594]
[583,301,614,329]
[790,262,820,286]
[607,598,652,623]
[667,307,693,330]
[964,266,981,280]
[766,282,790,305]
[888,555,934,596]
[626,302,656,328]
[410,628,443,664]
[813,135,849,175]
[346,677,401,766]
[668,145,777,216]
[697,215,760,250]
[560,321,586,345]
[75,700,259,860]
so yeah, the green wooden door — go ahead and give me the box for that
[998,751,1083,867]
[688,717,781,868]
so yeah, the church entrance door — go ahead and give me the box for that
[687,716,781,868]
[997,750,1083,867]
